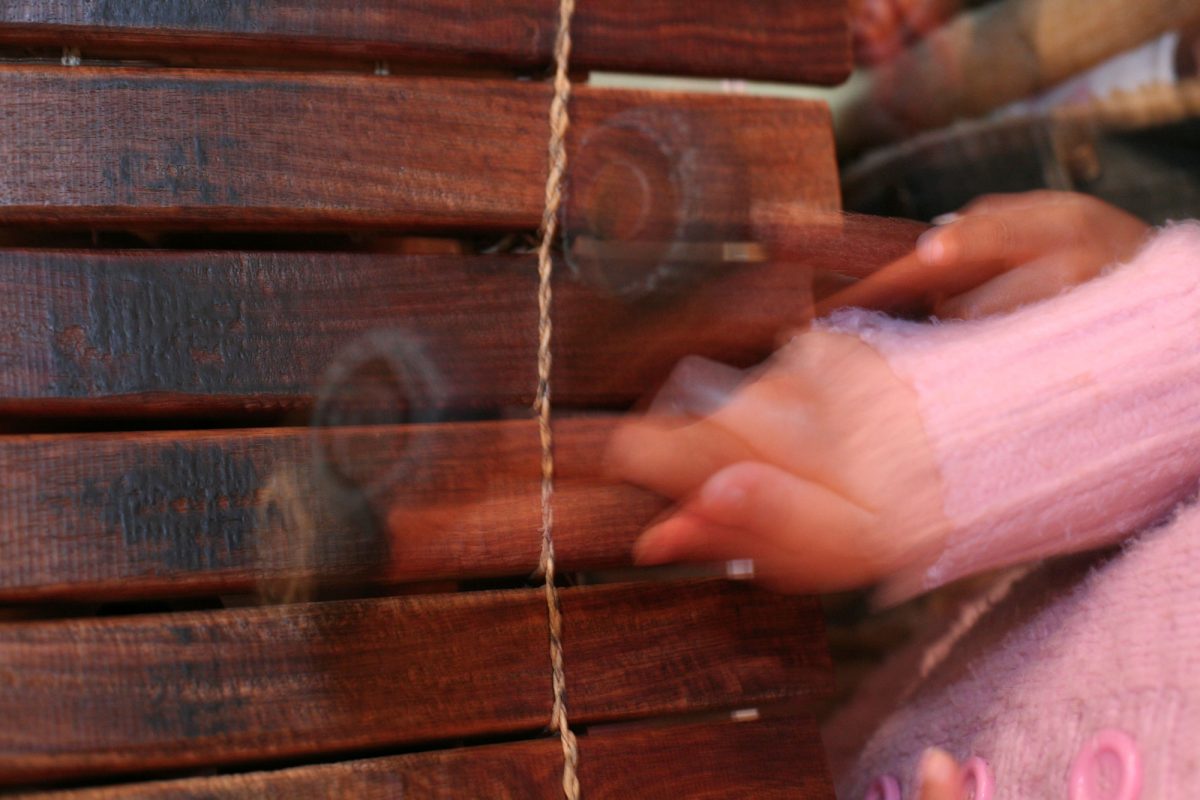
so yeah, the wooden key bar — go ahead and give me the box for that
[0,1,851,84]
[0,418,669,602]
[13,717,833,799]
[0,68,837,233]
[0,580,829,785]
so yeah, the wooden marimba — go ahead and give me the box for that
[0,3,855,796]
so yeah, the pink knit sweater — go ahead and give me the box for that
[821,224,1200,798]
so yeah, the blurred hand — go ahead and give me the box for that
[851,0,961,65]
[605,330,949,593]
[919,191,1150,319]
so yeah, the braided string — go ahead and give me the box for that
[535,0,580,797]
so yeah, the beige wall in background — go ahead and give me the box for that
[589,71,867,133]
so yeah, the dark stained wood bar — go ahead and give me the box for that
[0,418,669,601]
[0,68,838,233]
[15,717,833,799]
[16,719,835,800]
[0,250,818,416]
[0,1,851,84]
[0,579,830,785]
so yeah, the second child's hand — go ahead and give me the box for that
[817,192,1150,320]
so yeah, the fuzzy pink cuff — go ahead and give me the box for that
[820,223,1200,593]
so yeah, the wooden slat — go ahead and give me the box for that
[0,1,851,85]
[0,417,666,601]
[563,583,831,724]
[16,717,833,798]
[0,250,814,416]
[0,579,830,785]
[0,67,837,231]
[579,716,834,799]
[0,588,547,785]
[19,739,562,799]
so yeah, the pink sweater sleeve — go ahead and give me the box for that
[819,222,1200,595]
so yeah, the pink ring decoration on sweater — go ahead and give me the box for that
[863,774,901,800]
[1069,729,1143,800]
[961,756,994,800]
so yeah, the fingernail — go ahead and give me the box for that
[683,380,733,417]
[652,358,741,419]
[931,212,960,226]
[917,230,948,264]
[725,559,756,580]
[700,475,747,512]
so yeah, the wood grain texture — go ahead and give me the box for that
[16,717,833,798]
[0,417,664,601]
[754,208,929,280]
[18,739,563,799]
[0,580,830,785]
[578,716,834,799]
[563,583,831,725]
[0,250,815,416]
[0,1,851,84]
[0,67,838,232]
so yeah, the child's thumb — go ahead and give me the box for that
[633,461,874,591]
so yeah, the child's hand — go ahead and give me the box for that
[919,192,1150,319]
[605,330,949,593]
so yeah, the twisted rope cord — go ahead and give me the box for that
[536,0,579,797]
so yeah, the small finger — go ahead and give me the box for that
[818,213,1025,316]
[934,255,1085,319]
[632,512,823,593]
[605,414,754,501]
[638,461,879,591]
[917,207,1083,275]
[915,216,1016,278]
[634,512,761,566]
[814,249,934,315]
[610,369,830,500]
[956,190,1072,217]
